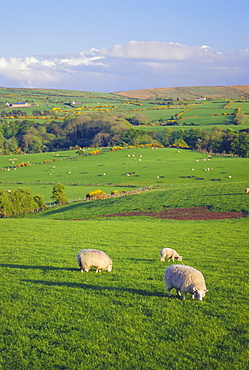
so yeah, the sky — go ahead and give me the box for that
[0,0,249,92]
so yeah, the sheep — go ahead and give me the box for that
[76,249,112,273]
[160,248,182,262]
[245,188,249,194]
[164,265,208,301]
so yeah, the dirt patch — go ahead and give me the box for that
[98,207,246,220]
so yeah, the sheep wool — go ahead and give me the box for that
[160,248,182,262]
[77,249,113,273]
[164,265,208,301]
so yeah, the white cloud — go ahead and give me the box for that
[0,41,248,91]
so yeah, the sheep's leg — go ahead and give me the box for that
[166,286,173,297]
[182,293,186,300]
[177,290,181,297]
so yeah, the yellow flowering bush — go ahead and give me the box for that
[90,150,101,155]
[86,190,107,200]
[16,162,29,168]
[111,190,119,196]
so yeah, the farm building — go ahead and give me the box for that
[5,102,31,108]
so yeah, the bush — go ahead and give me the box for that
[86,190,107,200]
[51,183,68,205]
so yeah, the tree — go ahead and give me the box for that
[0,188,38,217]
[33,194,46,210]
[234,110,247,126]
[21,133,43,153]
[51,183,68,205]
[231,132,249,157]
[173,139,189,148]
[161,127,174,147]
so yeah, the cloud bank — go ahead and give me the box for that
[0,41,248,92]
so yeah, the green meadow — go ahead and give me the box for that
[0,147,249,208]
[1,86,249,131]
[0,145,249,369]
[1,217,249,369]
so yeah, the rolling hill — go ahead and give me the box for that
[113,85,249,100]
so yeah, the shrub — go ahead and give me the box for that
[16,162,29,168]
[111,190,119,196]
[89,150,101,155]
[51,183,68,205]
[86,190,107,200]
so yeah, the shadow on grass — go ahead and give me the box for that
[0,263,78,272]
[41,202,87,216]
[21,279,165,297]
[203,193,243,197]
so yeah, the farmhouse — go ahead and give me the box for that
[5,102,31,108]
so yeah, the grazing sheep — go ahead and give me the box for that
[77,249,112,273]
[245,188,249,194]
[164,265,208,301]
[160,248,182,262]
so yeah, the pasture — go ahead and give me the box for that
[0,93,249,368]
[1,147,249,209]
[1,217,248,369]
[1,86,249,131]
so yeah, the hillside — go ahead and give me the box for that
[113,85,249,100]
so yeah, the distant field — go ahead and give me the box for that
[1,147,248,215]
[114,85,249,100]
[1,86,249,131]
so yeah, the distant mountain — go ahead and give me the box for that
[113,85,249,100]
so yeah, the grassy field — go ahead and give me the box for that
[1,86,249,131]
[1,217,248,369]
[0,147,248,207]
[1,90,249,368]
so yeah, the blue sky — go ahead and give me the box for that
[1,0,249,92]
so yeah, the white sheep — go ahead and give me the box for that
[164,265,208,301]
[160,248,182,262]
[76,249,112,273]
[245,188,249,194]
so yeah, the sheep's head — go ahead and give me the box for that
[193,288,208,301]
[177,256,183,261]
[107,262,113,272]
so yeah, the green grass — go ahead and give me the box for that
[1,147,248,206]
[1,87,249,131]
[0,129,249,368]
[1,217,248,369]
[28,180,249,220]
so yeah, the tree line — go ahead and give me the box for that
[0,184,67,217]
[0,112,248,157]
